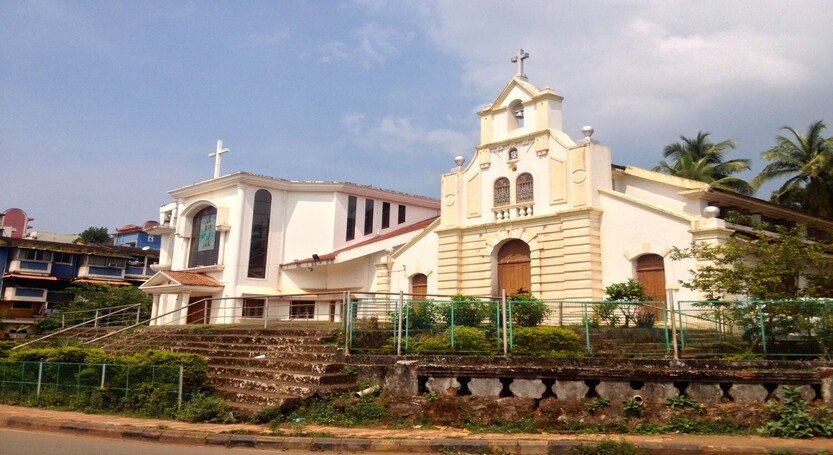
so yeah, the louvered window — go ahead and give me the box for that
[494,178,510,206]
[516,173,534,203]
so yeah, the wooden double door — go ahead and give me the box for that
[186,296,212,324]
[497,240,531,297]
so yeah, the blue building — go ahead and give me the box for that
[112,221,162,250]
[0,237,159,330]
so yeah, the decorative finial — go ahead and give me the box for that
[511,49,530,80]
[703,206,721,219]
[209,139,230,179]
[454,156,465,167]
[581,126,594,139]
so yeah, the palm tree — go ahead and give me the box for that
[655,132,755,195]
[753,121,833,218]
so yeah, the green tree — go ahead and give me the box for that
[655,132,755,195]
[753,120,833,218]
[62,283,152,313]
[76,226,111,244]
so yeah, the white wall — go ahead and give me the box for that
[389,228,440,296]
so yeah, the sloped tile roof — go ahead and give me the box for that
[161,270,224,287]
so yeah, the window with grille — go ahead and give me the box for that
[516,173,533,203]
[242,298,265,318]
[494,178,510,206]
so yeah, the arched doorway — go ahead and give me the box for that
[411,273,428,301]
[497,240,531,296]
[636,254,667,315]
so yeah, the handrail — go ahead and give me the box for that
[13,304,140,350]
[84,297,214,345]
[58,303,140,316]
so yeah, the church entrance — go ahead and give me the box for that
[497,239,531,296]
[636,254,666,316]
[186,295,212,324]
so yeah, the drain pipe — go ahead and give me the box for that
[355,385,380,397]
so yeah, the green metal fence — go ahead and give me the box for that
[346,297,833,359]
[0,361,185,409]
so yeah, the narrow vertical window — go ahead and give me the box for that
[516,173,533,203]
[494,178,510,206]
[364,199,375,235]
[398,205,406,224]
[382,202,391,229]
[247,189,272,278]
[188,206,219,268]
[346,196,357,241]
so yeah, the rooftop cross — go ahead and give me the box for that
[209,139,230,179]
[511,49,530,79]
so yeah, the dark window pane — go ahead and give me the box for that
[398,205,406,224]
[247,189,272,278]
[364,199,375,235]
[188,206,220,268]
[346,196,357,241]
[382,202,390,229]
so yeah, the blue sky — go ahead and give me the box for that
[2,1,832,233]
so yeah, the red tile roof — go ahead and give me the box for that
[162,271,224,287]
[74,278,132,286]
[289,216,438,265]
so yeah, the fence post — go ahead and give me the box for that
[583,302,592,355]
[668,290,679,360]
[263,299,269,329]
[501,290,508,356]
[94,309,100,328]
[62,313,66,328]
[405,301,410,350]
[177,365,184,411]
[100,364,106,389]
[203,300,209,325]
[343,291,351,356]
[450,300,455,349]
[36,361,43,402]
[758,302,768,357]
[677,299,686,349]
[396,291,404,356]
[136,305,141,324]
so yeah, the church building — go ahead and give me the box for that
[143,54,833,324]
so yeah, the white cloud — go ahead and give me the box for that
[315,22,412,68]
[341,112,475,155]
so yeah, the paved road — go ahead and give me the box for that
[0,428,411,455]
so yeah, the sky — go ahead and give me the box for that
[1,1,832,234]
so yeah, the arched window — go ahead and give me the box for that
[411,273,428,301]
[188,206,219,268]
[516,173,533,203]
[247,189,272,278]
[494,177,510,207]
[508,99,524,129]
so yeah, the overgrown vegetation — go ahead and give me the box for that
[410,326,493,354]
[569,440,648,455]
[512,326,583,356]
[759,386,833,438]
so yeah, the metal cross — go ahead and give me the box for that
[209,139,230,179]
[511,49,530,79]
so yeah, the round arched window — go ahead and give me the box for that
[494,178,510,207]
[516,173,533,203]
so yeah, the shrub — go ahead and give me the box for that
[666,395,705,412]
[8,346,104,363]
[512,326,582,355]
[595,302,620,327]
[634,308,656,329]
[436,295,490,327]
[176,393,236,423]
[409,326,492,354]
[0,341,16,358]
[760,386,833,438]
[33,317,62,335]
[623,398,644,418]
[585,397,610,414]
[405,301,437,331]
[510,292,549,327]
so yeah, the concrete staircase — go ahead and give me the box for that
[101,325,357,415]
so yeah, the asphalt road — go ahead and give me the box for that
[0,428,411,455]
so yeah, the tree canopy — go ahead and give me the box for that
[76,226,111,244]
[753,120,833,219]
[655,132,754,195]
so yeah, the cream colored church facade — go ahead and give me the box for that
[142,74,833,324]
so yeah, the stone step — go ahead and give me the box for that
[173,345,341,361]
[207,357,343,374]
[161,341,341,355]
[213,386,299,407]
[141,326,340,337]
[208,365,353,385]
[127,333,338,345]
[208,374,354,397]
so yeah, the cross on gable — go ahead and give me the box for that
[209,139,230,179]
[511,49,530,79]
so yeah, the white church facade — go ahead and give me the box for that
[142,63,833,324]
